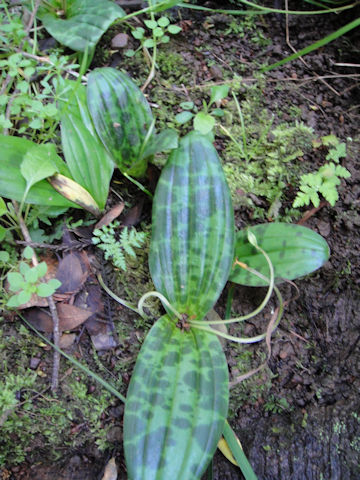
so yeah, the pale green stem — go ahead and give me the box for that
[138,118,156,161]
[232,92,248,162]
[97,274,140,315]
[192,283,283,344]
[137,291,183,321]
[122,172,153,199]
[191,241,275,326]
[141,2,158,92]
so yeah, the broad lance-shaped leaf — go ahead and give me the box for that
[87,68,154,178]
[20,145,58,201]
[149,131,235,321]
[124,315,229,480]
[48,173,101,217]
[59,82,114,210]
[36,0,125,52]
[229,222,330,287]
[0,135,77,208]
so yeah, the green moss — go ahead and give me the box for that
[157,49,190,80]
[221,80,315,220]
[0,318,123,467]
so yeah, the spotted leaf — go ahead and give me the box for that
[149,131,235,321]
[87,68,154,177]
[123,315,229,480]
[229,222,330,286]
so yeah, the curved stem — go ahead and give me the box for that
[97,274,140,315]
[137,291,182,321]
[191,240,275,326]
[192,284,283,344]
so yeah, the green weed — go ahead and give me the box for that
[92,222,147,272]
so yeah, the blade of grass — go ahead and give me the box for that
[223,420,258,480]
[21,314,126,403]
[263,17,360,71]
[176,0,355,15]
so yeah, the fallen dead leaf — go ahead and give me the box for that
[56,252,88,294]
[101,457,117,480]
[95,202,125,230]
[24,303,93,333]
[122,199,144,227]
[59,333,77,349]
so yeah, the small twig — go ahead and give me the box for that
[12,201,61,392]
[16,51,83,79]
[297,200,329,225]
[3,93,16,135]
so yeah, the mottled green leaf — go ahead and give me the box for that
[124,315,229,480]
[87,68,154,177]
[0,135,76,208]
[229,223,330,286]
[141,128,178,159]
[149,131,234,321]
[37,0,125,52]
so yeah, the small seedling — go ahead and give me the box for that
[175,85,229,136]
[6,246,61,307]
[92,222,146,271]
[126,16,182,57]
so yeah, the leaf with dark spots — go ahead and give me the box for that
[230,222,330,286]
[124,315,229,479]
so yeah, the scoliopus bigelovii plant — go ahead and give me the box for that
[119,131,330,479]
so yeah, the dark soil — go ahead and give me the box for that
[2,1,360,479]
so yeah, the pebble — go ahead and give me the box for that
[111,33,129,49]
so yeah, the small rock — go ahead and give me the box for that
[111,33,129,49]
[29,357,41,370]
[317,220,331,238]
[106,426,123,443]
[209,64,223,80]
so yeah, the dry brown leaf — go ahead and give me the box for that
[24,303,93,333]
[56,252,88,294]
[101,457,117,480]
[95,202,125,230]
[59,333,76,349]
